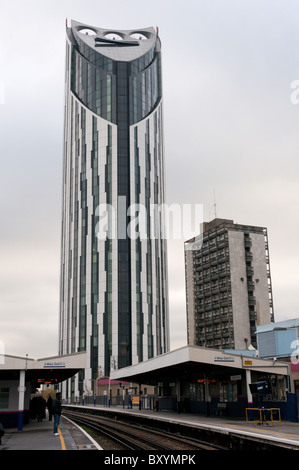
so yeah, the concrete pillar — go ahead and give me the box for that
[138,384,142,410]
[204,374,210,416]
[18,370,26,431]
[246,369,253,405]
[176,379,181,413]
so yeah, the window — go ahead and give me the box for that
[220,381,238,402]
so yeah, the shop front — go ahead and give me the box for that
[176,372,290,418]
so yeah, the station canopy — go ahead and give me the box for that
[110,346,290,385]
[0,352,87,387]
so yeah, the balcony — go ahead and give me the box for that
[249,311,257,320]
[248,296,256,305]
[247,281,255,290]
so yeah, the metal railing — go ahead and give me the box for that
[245,407,281,426]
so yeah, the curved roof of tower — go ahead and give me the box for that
[71,20,159,62]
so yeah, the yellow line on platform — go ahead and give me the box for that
[58,428,66,450]
[221,422,299,440]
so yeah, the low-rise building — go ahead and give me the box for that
[256,318,299,403]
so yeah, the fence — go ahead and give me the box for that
[246,407,281,426]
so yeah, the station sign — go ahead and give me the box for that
[244,360,253,366]
[214,356,235,363]
[42,361,66,369]
[37,378,59,384]
[197,379,216,384]
[230,375,242,381]
[132,396,140,405]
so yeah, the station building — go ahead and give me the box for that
[0,352,86,429]
[256,318,299,405]
[110,345,297,421]
[1,345,298,429]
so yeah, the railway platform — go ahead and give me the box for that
[0,415,102,451]
[2,403,299,451]
[64,404,299,450]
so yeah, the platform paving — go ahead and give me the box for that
[2,404,299,451]
[0,415,102,451]
[68,404,299,450]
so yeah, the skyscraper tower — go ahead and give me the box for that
[185,219,274,350]
[59,20,169,396]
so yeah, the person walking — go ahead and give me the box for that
[37,396,46,422]
[52,392,62,435]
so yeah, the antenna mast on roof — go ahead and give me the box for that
[213,189,217,219]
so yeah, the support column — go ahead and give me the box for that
[138,384,142,410]
[246,369,253,405]
[204,373,210,416]
[18,370,26,431]
[176,378,181,413]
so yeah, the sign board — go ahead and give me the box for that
[244,360,253,366]
[43,361,66,369]
[214,356,235,363]
[230,375,242,381]
[197,379,216,384]
[132,396,140,405]
[38,378,58,384]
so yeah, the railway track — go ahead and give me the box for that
[62,409,228,451]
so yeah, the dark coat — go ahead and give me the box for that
[52,397,62,415]
[46,396,53,409]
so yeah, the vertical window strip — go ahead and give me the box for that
[104,124,113,375]
[145,120,153,359]
[107,75,112,122]
[153,112,161,354]
[91,115,99,377]
[72,101,79,353]
[134,127,143,362]
[79,106,87,352]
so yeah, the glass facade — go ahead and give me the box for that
[59,21,169,397]
[71,33,161,126]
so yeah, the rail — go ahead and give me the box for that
[62,408,228,451]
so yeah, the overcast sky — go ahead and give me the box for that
[0,0,299,359]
